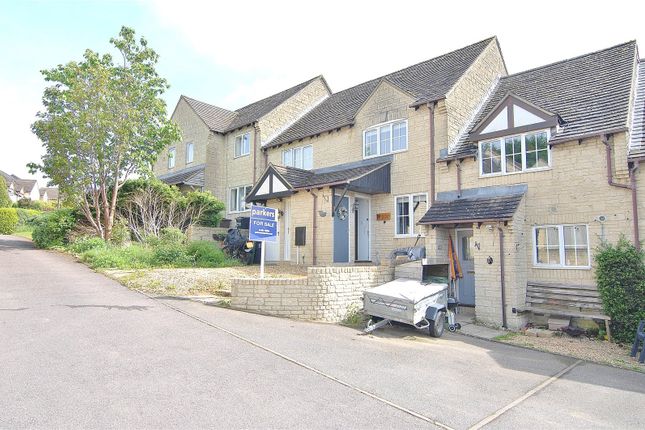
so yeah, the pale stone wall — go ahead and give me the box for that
[187,226,229,241]
[154,98,211,176]
[444,40,506,150]
[230,265,394,322]
[204,132,227,204]
[223,125,257,218]
[437,133,636,288]
[259,78,330,146]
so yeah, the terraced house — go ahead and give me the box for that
[153,76,331,223]
[158,37,645,330]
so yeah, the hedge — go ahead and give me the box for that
[32,209,79,249]
[0,208,19,234]
[595,238,645,343]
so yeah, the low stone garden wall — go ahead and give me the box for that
[230,266,395,322]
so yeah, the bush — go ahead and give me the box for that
[15,209,41,227]
[0,208,19,234]
[0,177,11,208]
[595,238,645,343]
[16,198,56,211]
[187,241,228,267]
[80,243,154,269]
[69,236,107,254]
[110,219,130,246]
[32,208,79,248]
[159,227,187,245]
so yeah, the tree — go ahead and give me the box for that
[0,177,11,208]
[30,27,180,240]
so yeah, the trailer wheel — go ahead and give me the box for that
[428,311,445,337]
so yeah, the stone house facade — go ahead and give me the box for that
[153,76,331,220]
[157,37,645,330]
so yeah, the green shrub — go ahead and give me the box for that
[187,241,228,267]
[152,242,192,266]
[0,177,11,208]
[595,237,645,343]
[15,209,41,227]
[0,208,19,234]
[69,236,107,254]
[110,219,130,245]
[159,227,187,245]
[16,198,56,211]
[32,208,78,248]
[80,243,154,269]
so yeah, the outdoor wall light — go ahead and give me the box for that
[487,256,494,265]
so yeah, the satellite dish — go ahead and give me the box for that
[336,206,348,220]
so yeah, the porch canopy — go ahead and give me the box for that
[157,164,205,188]
[418,184,527,227]
[247,156,392,202]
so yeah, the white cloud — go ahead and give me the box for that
[143,0,645,108]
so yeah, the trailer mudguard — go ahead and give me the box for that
[425,305,446,321]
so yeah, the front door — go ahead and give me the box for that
[333,195,350,263]
[456,229,475,306]
[265,212,280,262]
[354,197,370,261]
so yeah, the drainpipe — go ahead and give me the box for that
[253,123,260,183]
[631,161,641,250]
[309,190,318,265]
[428,102,436,204]
[497,226,507,329]
[602,135,641,249]
[456,160,462,197]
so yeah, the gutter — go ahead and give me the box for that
[428,102,436,204]
[602,134,641,250]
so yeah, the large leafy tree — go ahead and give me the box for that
[30,27,180,239]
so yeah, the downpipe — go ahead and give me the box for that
[498,226,507,329]
[309,190,318,265]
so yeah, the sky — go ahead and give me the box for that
[2,0,645,184]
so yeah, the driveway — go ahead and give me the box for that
[1,235,644,429]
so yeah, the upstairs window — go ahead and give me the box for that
[168,147,176,169]
[282,145,313,170]
[234,132,251,158]
[364,120,407,158]
[230,185,252,213]
[186,142,194,164]
[479,130,550,176]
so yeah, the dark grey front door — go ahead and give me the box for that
[457,230,475,306]
[333,195,349,263]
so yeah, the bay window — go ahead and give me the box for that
[479,130,550,176]
[534,224,590,268]
[395,193,427,236]
[282,145,313,170]
[364,120,407,158]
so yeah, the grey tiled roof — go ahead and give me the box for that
[180,76,325,133]
[266,37,496,148]
[273,156,392,189]
[182,97,237,132]
[157,164,205,187]
[40,187,59,200]
[418,193,524,225]
[630,61,645,160]
[445,41,637,160]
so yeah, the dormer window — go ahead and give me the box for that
[479,130,550,176]
[363,120,407,158]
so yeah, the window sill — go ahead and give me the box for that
[394,234,425,239]
[363,148,407,160]
[532,265,591,271]
[480,166,551,178]
[234,153,250,159]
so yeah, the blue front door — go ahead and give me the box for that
[333,196,349,263]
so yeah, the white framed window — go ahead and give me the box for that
[282,145,313,170]
[363,120,408,158]
[533,224,590,268]
[479,129,550,176]
[234,132,251,158]
[394,193,428,236]
[229,185,252,213]
[168,147,176,169]
[186,142,194,164]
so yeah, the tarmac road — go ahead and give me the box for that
[1,235,644,429]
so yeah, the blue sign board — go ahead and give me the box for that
[249,205,278,242]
